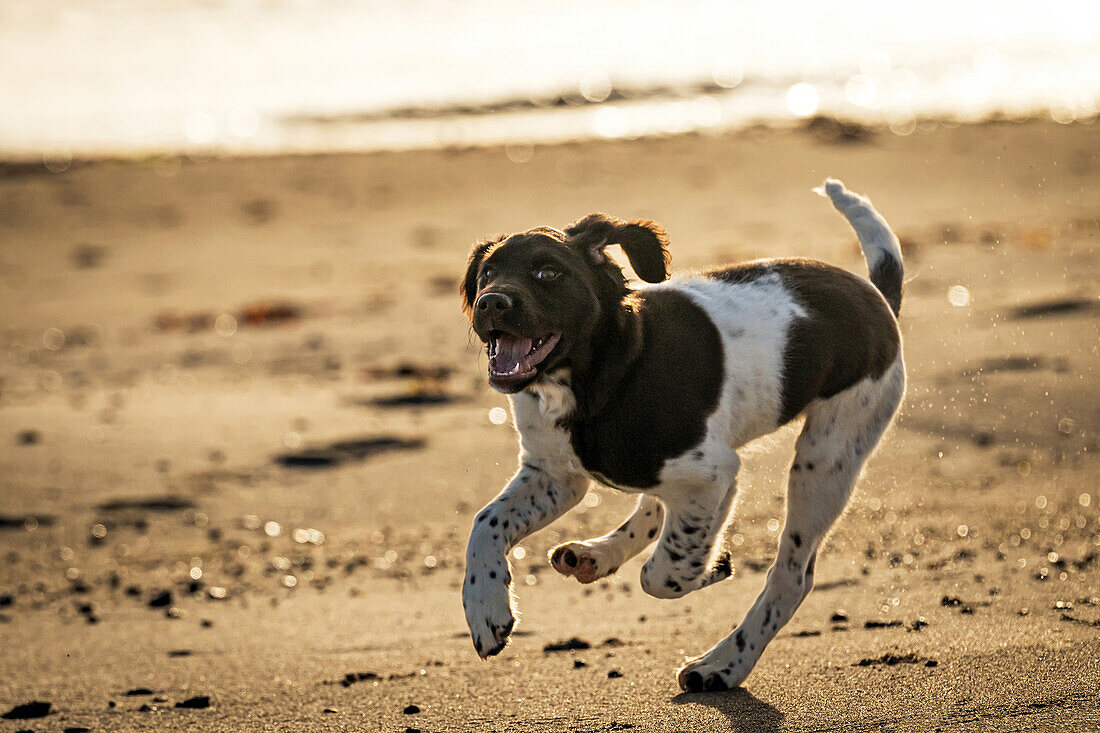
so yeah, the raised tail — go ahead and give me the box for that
[814,178,903,316]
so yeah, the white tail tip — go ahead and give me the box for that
[813,178,857,208]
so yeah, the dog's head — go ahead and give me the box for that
[461,214,670,393]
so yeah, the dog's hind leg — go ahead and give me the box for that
[550,495,664,583]
[638,449,740,599]
[678,357,905,692]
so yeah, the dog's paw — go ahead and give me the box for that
[462,569,516,659]
[549,542,611,584]
[677,653,750,693]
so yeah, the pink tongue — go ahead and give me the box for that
[493,334,533,373]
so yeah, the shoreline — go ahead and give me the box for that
[2,108,1095,170]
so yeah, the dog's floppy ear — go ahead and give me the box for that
[564,213,670,283]
[460,235,504,316]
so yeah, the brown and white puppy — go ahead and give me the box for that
[460,180,905,692]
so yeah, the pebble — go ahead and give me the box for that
[607,670,624,679]
[403,704,421,715]
[148,590,172,608]
[175,696,211,709]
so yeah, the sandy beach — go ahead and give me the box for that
[1,117,1098,731]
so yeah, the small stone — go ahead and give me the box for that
[573,659,587,668]
[148,590,172,608]
[403,704,421,715]
[830,610,848,623]
[175,696,210,709]
[323,708,337,714]
[124,688,153,696]
[607,669,624,679]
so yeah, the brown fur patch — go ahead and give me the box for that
[708,259,900,424]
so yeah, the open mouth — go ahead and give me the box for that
[487,331,561,386]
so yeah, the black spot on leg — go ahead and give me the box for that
[665,579,682,593]
[502,520,509,529]
[735,631,745,652]
[489,571,496,579]
[629,532,635,539]
[791,533,802,548]
[469,575,476,585]
[477,512,489,523]
[681,525,698,535]
[667,550,683,562]
[489,517,498,527]
[806,462,815,471]
[648,528,657,539]
[792,463,802,472]
[763,605,772,626]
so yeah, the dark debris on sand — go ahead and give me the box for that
[0,514,55,530]
[1011,297,1099,320]
[97,496,195,512]
[334,671,379,688]
[855,653,938,668]
[274,436,424,469]
[543,637,591,652]
[175,696,211,709]
[2,701,52,719]
[360,391,463,408]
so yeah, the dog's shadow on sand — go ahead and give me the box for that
[672,688,783,733]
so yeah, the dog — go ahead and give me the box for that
[459,179,905,692]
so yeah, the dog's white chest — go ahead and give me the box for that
[509,377,584,475]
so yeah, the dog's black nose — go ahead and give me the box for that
[476,292,513,313]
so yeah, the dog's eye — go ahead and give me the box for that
[534,267,560,281]
[481,267,497,282]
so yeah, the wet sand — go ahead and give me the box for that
[1,118,1098,731]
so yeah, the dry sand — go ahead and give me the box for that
[0,118,1098,731]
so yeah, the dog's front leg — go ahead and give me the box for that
[463,461,588,658]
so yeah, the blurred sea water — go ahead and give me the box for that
[1,0,1098,158]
